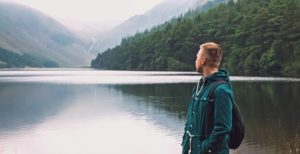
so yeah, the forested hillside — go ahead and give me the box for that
[90,0,209,54]
[91,0,300,77]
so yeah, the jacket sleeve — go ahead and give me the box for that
[181,84,197,146]
[182,104,190,146]
[200,84,232,152]
[181,118,189,146]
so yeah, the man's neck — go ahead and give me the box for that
[202,68,218,77]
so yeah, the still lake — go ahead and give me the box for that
[0,68,299,154]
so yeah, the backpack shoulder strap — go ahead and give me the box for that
[208,80,227,102]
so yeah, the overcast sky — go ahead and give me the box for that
[0,0,166,24]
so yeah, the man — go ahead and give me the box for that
[181,42,233,154]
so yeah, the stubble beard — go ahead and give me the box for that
[196,64,203,73]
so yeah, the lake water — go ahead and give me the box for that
[0,68,299,154]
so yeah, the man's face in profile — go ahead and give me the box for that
[195,48,204,73]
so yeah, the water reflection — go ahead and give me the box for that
[0,79,299,153]
[233,82,300,154]
[0,83,181,154]
[111,82,300,154]
[108,84,194,142]
[0,83,74,133]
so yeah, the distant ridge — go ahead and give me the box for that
[91,0,209,54]
[0,2,95,68]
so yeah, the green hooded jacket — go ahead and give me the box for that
[182,69,233,154]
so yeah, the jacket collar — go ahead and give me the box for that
[199,69,230,85]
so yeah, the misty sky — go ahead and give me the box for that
[0,0,166,24]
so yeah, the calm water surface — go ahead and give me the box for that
[0,68,299,154]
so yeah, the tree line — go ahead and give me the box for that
[91,0,300,77]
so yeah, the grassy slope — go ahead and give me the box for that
[0,2,95,68]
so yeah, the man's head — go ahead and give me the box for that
[195,42,222,73]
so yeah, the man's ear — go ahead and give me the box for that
[200,57,206,65]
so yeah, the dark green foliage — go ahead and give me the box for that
[91,0,300,77]
[0,47,59,68]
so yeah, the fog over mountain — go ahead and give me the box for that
[0,0,208,68]
[0,2,94,67]
[90,0,209,54]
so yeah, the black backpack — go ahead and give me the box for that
[208,80,245,149]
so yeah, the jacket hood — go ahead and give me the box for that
[196,69,231,87]
[206,69,232,89]
[206,69,230,82]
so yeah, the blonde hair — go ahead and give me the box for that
[200,42,222,68]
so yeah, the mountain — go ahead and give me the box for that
[0,2,94,68]
[91,0,300,77]
[90,0,209,54]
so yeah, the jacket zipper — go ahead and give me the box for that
[195,77,206,99]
